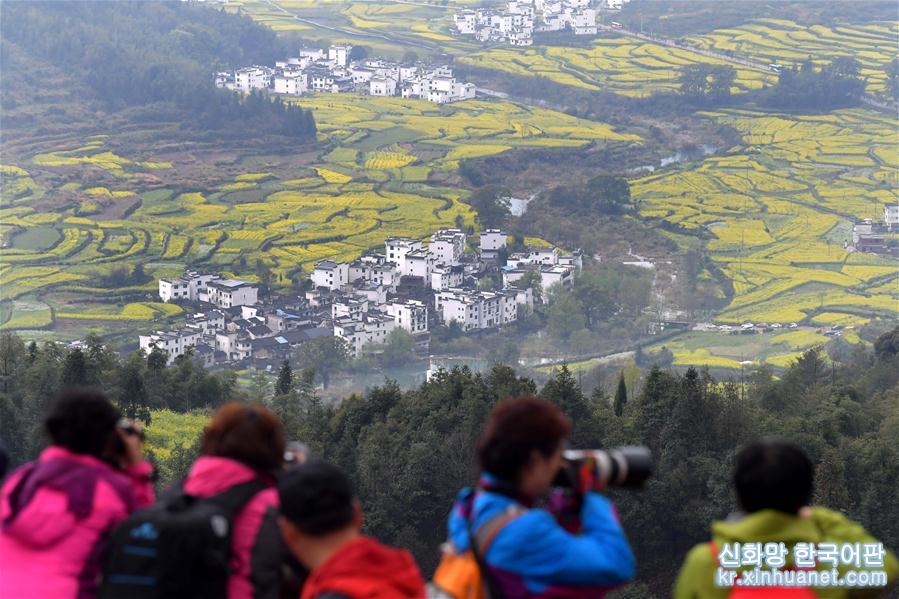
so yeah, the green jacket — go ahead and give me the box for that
[674,507,899,599]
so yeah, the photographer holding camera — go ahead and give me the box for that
[433,396,639,599]
[0,388,154,599]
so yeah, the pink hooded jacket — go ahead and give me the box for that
[182,456,286,599]
[0,445,154,599]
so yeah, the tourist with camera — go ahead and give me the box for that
[434,396,637,598]
[674,439,899,598]
[0,388,154,599]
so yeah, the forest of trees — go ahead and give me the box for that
[0,1,316,139]
[1,327,897,595]
[760,57,866,110]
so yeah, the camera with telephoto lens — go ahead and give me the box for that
[553,446,653,492]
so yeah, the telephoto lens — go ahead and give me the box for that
[556,446,653,491]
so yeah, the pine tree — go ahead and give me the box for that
[276,360,293,396]
[117,351,151,424]
[61,348,88,387]
[614,371,628,417]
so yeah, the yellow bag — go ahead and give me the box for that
[430,506,524,599]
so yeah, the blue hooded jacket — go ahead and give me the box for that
[446,474,636,598]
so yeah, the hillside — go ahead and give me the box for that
[1,0,896,371]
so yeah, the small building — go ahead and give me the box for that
[385,237,423,267]
[328,44,352,68]
[159,272,221,303]
[429,228,467,266]
[480,229,507,252]
[369,76,397,96]
[886,204,899,229]
[435,288,518,331]
[234,67,271,91]
[207,280,259,309]
[402,249,434,279]
[273,74,307,95]
[431,264,465,291]
[384,299,429,335]
[312,260,350,290]
[334,313,396,356]
[139,329,205,365]
[540,265,574,290]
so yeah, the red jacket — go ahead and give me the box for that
[300,536,426,599]
[183,456,287,599]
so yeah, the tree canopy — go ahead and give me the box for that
[0,1,315,139]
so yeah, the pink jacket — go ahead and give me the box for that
[182,456,285,599]
[0,446,154,599]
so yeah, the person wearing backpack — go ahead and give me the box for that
[433,396,635,599]
[101,402,293,599]
[0,388,154,599]
[674,439,899,599]
[277,460,427,599]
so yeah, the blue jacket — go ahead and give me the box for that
[446,474,635,598]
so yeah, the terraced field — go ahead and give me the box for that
[685,19,898,96]
[0,96,636,336]
[459,19,895,99]
[223,0,475,56]
[634,108,899,326]
[645,329,839,371]
[460,38,777,97]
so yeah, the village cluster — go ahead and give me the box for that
[140,229,582,368]
[452,0,629,45]
[849,204,899,255]
[215,45,476,104]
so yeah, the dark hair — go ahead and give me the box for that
[278,461,355,536]
[201,403,286,473]
[477,396,571,482]
[734,439,814,514]
[45,388,121,458]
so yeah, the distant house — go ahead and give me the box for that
[159,272,221,303]
[328,44,352,68]
[384,299,429,335]
[435,288,518,331]
[429,228,467,266]
[234,67,271,91]
[139,329,207,365]
[334,313,396,356]
[312,260,350,290]
[273,74,307,95]
[207,280,259,309]
[369,76,398,96]
[885,204,899,229]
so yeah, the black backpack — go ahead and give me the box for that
[99,479,267,599]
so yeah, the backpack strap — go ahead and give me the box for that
[204,480,269,518]
[468,504,525,599]
[473,505,525,557]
